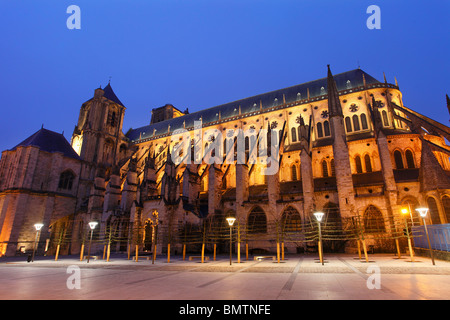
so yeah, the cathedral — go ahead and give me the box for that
[1,66,450,258]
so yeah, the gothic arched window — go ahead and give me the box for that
[345,117,352,133]
[281,206,302,232]
[245,136,250,154]
[394,150,404,169]
[382,110,389,126]
[364,205,386,234]
[248,206,267,234]
[427,197,441,225]
[109,110,117,127]
[317,122,323,138]
[352,114,360,131]
[364,154,373,172]
[405,149,415,168]
[58,170,75,190]
[291,127,297,142]
[355,156,363,173]
[361,113,368,130]
[322,160,329,177]
[442,195,450,224]
[291,164,298,181]
[323,121,330,137]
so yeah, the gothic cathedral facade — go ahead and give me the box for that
[1,66,450,257]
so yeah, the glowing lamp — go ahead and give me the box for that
[313,212,325,222]
[34,223,44,231]
[415,207,429,218]
[88,221,98,230]
[226,217,236,227]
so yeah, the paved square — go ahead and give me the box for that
[0,253,449,300]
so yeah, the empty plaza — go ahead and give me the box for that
[0,253,449,301]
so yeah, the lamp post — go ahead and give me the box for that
[416,208,435,265]
[401,207,414,262]
[401,205,415,226]
[32,223,44,262]
[226,216,236,265]
[87,221,98,263]
[313,212,325,265]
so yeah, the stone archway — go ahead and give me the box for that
[321,202,345,253]
[247,206,267,235]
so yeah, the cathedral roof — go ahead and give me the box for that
[103,83,125,107]
[126,68,380,143]
[10,128,81,160]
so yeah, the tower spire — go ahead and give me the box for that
[446,94,450,120]
[447,94,450,105]
[327,65,344,118]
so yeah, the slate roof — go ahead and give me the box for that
[103,83,125,107]
[126,68,380,143]
[10,128,81,160]
[82,83,125,108]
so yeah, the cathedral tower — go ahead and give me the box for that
[71,83,127,169]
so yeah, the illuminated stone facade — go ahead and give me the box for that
[1,67,450,257]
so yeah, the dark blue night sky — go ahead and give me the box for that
[0,0,448,152]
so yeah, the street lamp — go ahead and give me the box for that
[415,207,435,265]
[31,223,44,262]
[87,221,98,263]
[401,205,415,226]
[226,216,236,265]
[313,212,325,265]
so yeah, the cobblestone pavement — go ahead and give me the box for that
[0,253,449,300]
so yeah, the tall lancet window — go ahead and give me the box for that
[291,165,298,181]
[361,113,368,130]
[345,117,352,133]
[382,110,389,127]
[317,123,324,138]
[364,154,373,172]
[291,127,297,142]
[394,150,404,169]
[405,150,415,168]
[355,156,363,173]
[108,110,117,127]
[323,121,330,137]
[330,159,336,176]
[352,114,360,131]
[322,160,329,177]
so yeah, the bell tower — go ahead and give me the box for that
[71,83,126,168]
